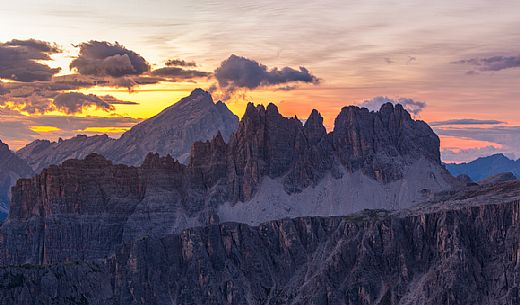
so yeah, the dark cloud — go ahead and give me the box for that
[0,39,61,82]
[359,96,426,117]
[453,54,520,72]
[214,54,319,95]
[165,59,197,67]
[407,56,417,64]
[430,119,506,126]
[0,90,126,114]
[150,67,210,79]
[103,75,162,89]
[70,41,150,77]
[4,39,61,53]
[0,91,55,114]
[100,95,139,105]
[52,92,115,114]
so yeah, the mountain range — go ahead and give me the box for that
[446,153,520,182]
[17,89,239,173]
[0,89,237,219]
[0,89,519,304]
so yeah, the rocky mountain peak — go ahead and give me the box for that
[332,103,440,180]
[0,140,8,153]
[168,87,214,110]
[141,152,182,170]
[304,109,327,144]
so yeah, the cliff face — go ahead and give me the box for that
[1,154,144,265]
[0,182,519,305]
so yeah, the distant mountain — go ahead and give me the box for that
[17,89,239,172]
[0,140,34,220]
[17,135,114,174]
[446,153,520,181]
[102,88,239,165]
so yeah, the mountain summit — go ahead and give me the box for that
[105,88,238,165]
[17,89,239,172]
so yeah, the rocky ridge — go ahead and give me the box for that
[0,99,456,266]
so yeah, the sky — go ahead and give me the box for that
[0,0,519,163]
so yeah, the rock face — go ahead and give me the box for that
[17,89,240,172]
[0,181,519,305]
[0,140,34,220]
[446,153,520,182]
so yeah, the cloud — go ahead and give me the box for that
[0,109,141,148]
[453,54,520,72]
[359,96,426,116]
[165,59,197,67]
[407,56,417,64]
[435,125,520,161]
[214,54,319,96]
[52,92,115,114]
[0,89,128,114]
[150,67,210,80]
[70,41,150,77]
[100,95,139,105]
[0,38,61,82]
[430,119,506,126]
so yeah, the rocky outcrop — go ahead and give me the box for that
[0,140,34,219]
[333,103,440,181]
[17,89,240,172]
[0,181,519,305]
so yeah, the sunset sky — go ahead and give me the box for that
[1,0,519,162]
